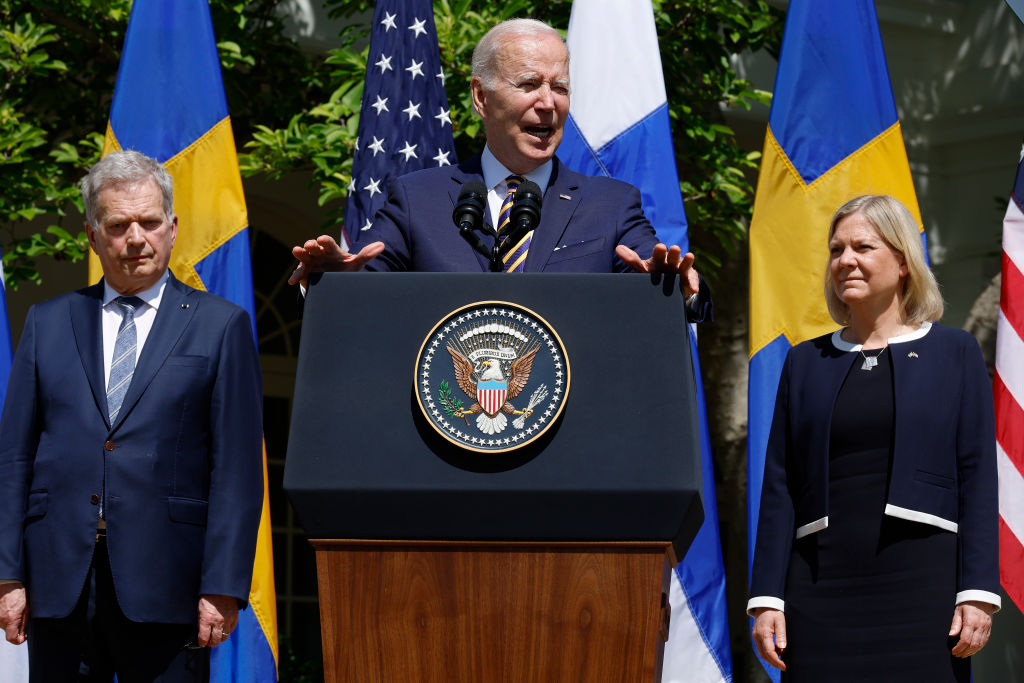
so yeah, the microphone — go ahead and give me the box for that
[498,180,543,260]
[452,180,493,261]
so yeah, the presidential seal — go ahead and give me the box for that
[414,302,570,453]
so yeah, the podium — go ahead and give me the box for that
[285,273,704,682]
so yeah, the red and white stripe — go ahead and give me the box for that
[996,144,1024,613]
[479,388,506,416]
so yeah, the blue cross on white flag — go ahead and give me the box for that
[343,0,456,248]
[558,2,732,681]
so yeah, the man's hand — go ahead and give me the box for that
[949,601,995,658]
[288,236,386,285]
[0,582,28,645]
[197,594,239,648]
[751,607,787,671]
[615,243,700,296]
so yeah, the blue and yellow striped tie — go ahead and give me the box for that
[498,174,530,273]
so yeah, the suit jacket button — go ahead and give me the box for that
[90,494,100,505]
[104,441,116,451]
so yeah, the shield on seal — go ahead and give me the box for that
[477,379,508,416]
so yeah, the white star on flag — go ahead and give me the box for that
[406,59,424,79]
[398,142,418,161]
[408,17,427,38]
[375,54,393,73]
[433,148,451,166]
[368,136,385,156]
[380,11,397,31]
[402,100,421,121]
[434,108,451,127]
[371,95,389,114]
[363,177,382,197]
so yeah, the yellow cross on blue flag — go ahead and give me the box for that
[747,2,922,679]
[91,2,278,680]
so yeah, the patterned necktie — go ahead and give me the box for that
[106,296,145,422]
[497,174,531,273]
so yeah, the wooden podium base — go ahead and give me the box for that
[313,540,674,683]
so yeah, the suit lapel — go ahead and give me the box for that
[69,284,109,426]
[110,273,196,430]
[447,155,492,272]
[526,158,582,272]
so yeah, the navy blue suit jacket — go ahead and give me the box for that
[749,324,1000,610]
[352,154,712,320]
[0,273,263,624]
[356,155,658,273]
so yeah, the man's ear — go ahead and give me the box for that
[470,76,487,118]
[85,222,98,254]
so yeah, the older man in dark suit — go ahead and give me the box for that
[289,18,709,319]
[0,150,263,682]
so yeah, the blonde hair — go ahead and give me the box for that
[823,195,943,325]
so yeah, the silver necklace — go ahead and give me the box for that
[860,346,886,371]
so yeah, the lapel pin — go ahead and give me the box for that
[559,193,571,200]
[908,351,918,358]
[181,303,189,309]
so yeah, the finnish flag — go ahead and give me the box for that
[558,2,732,681]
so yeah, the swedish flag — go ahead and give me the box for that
[91,2,278,680]
[747,2,922,678]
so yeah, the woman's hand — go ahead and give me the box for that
[949,601,995,657]
[751,607,787,670]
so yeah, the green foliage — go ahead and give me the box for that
[0,9,100,289]
[0,0,318,289]
[239,39,366,230]
[437,379,464,417]
[654,0,783,276]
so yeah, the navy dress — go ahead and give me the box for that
[781,349,970,682]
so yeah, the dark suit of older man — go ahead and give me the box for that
[0,151,262,682]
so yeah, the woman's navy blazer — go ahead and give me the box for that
[748,323,1000,612]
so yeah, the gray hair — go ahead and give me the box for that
[823,195,944,326]
[471,18,566,90]
[80,150,174,225]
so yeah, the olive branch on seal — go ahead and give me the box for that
[438,380,464,417]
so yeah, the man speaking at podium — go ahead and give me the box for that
[290,18,710,321]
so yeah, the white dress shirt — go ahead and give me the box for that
[480,145,553,229]
[101,271,168,386]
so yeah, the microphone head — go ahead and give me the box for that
[453,180,487,228]
[510,180,543,229]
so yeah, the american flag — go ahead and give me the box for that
[343,0,456,248]
[997,142,1024,613]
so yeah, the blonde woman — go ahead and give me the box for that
[747,195,999,681]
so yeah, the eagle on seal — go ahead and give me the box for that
[446,344,540,434]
